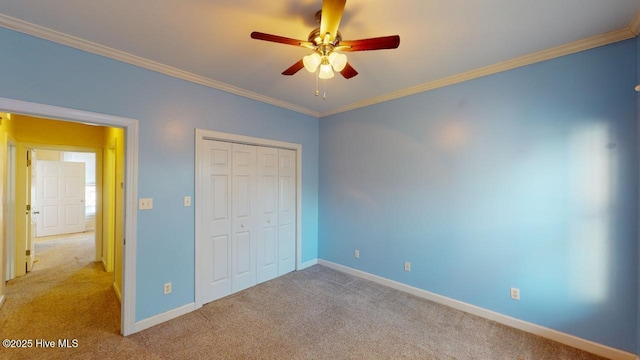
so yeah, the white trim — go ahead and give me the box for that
[112,282,122,303]
[0,97,139,336]
[198,130,302,151]
[294,146,303,271]
[317,260,637,360]
[0,295,5,308]
[133,302,195,333]
[318,28,636,117]
[194,129,303,309]
[4,139,16,282]
[629,11,640,36]
[122,115,139,336]
[1,13,636,120]
[0,14,318,119]
[299,259,318,270]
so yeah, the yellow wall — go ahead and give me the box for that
[103,127,125,301]
[14,115,105,146]
[0,112,16,137]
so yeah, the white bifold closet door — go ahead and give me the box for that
[231,143,257,293]
[201,140,296,304]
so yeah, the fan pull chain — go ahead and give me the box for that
[323,79,327,100]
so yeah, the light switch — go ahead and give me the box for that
[184,196,191,207]
[139,198,153,210]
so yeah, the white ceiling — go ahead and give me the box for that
[0,1,639,117]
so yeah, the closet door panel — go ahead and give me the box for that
[201,140,233,303]
[257,146,279,283]
[231,143,257,292]
[278,149,296,275]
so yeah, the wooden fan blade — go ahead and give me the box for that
[282,59,305,76]
[251,32,310,47]
[340,62,358,79]
[320,0,346,42]
[339,35,400,51]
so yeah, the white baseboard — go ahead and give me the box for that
[112,282,122,303]
[317,260,636,360]
[298,258,318,270]
[133,302,195,333]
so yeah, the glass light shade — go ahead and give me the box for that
[328,52,347,72]
[303,53,322,73]
[318,63,335,79]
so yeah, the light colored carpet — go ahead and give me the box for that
[0,234,609,359]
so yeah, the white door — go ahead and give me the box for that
[200,140,233,303]
[231,143,257,292]
[256,146,279,283]
[35,160,86,237]
[278,149,296,275]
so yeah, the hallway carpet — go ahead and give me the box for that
[0,234,610,359]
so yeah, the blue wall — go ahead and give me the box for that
[319,39,638,352]
[0,27,319,321]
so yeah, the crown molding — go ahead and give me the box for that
[0,13,635,120]
[629,11,640,36]
[0,14,320,118]
[319,27,636,118]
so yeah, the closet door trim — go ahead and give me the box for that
[195,129,302,309]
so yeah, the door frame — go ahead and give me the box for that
[1,136,16,305]
[4,139,16,281]
[26,146,100,260]
[0,97,139,336]
[194,129,302,309]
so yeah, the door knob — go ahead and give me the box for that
[33,211,40,215]
[241,224,245,228]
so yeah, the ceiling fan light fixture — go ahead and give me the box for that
[251,0,400,98]
[303,52,322,72]
[328,52,347,72]
[318,63,335,79]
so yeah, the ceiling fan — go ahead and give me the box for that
[250,0,400,82]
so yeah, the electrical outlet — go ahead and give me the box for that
[184,196,191,207]
[164,282,172,295]
[510,287,520,300]
[354,249,359,258]
[404,261,411,272]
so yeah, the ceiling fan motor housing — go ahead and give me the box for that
[308,28,342,47]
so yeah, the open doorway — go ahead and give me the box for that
[5,116,123,332]
[29,149,99,270]
[0,97,139,335]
